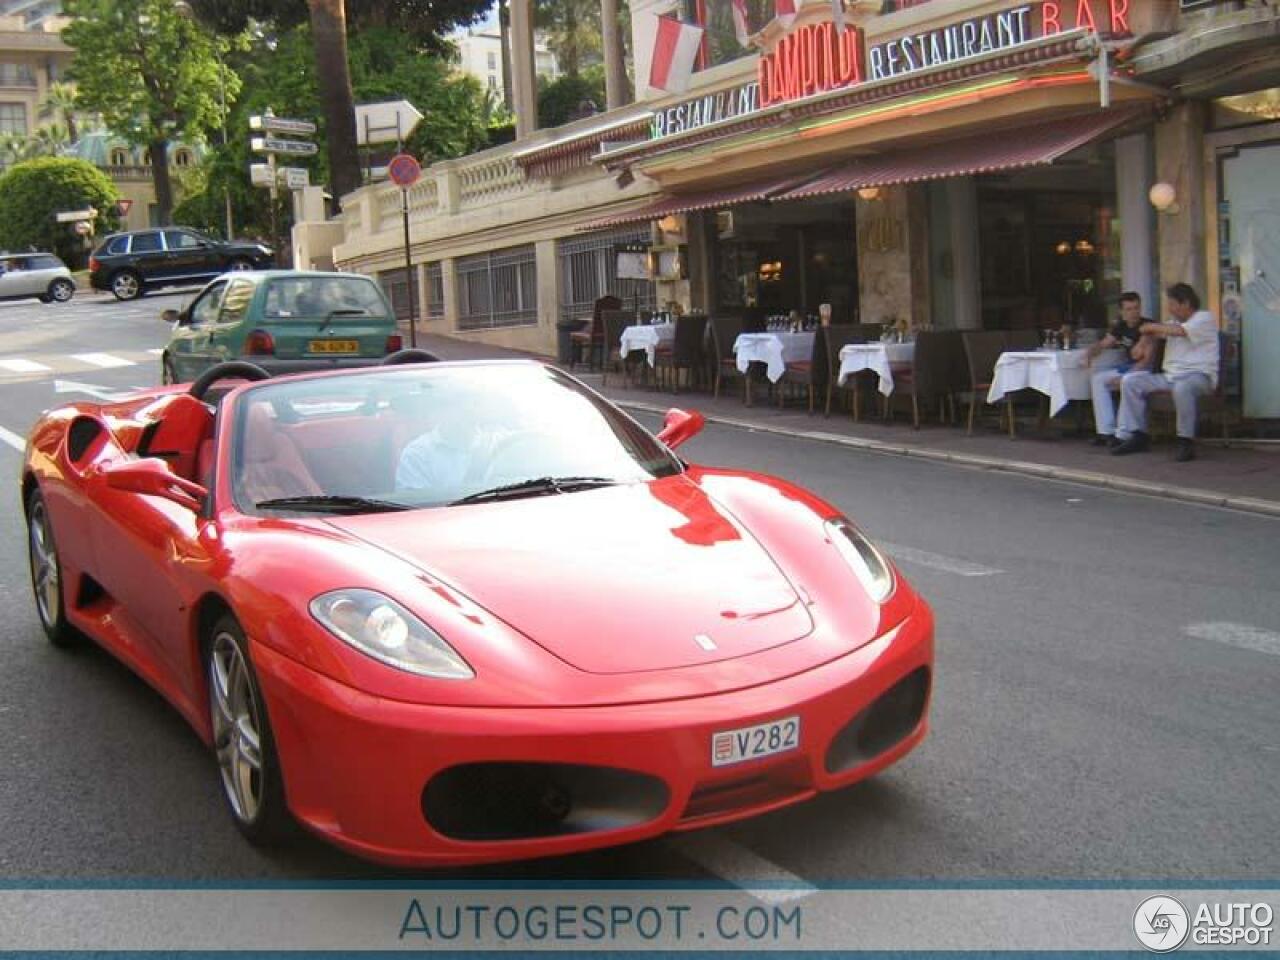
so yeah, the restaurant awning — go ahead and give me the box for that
[773,107,1148,202]
[579,173,814,231]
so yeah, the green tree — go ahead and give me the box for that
[538,67,605,128]
[63,0,240,225]
[0,157,119,266]
[174,25,497,241]
[40,82,81,144]
[537,0,602,78]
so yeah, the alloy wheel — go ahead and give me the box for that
[209,631,264,824]
[229,259,253,271]
[28,501,59,631]
[50,279,74,302]
[111,273,140,300]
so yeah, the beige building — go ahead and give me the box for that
[0,14,70,141]
[310,0,1280,421]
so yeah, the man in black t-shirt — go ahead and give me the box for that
[1089,292,1156,445]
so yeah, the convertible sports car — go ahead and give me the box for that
[22,357,933,866]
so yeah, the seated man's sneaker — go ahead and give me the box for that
[1175,438,1195,462]
[1111,431,1150,455]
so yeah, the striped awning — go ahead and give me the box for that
[580,173,814,230]
[774,107,1147,202]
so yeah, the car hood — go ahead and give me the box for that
[325,476,815,675]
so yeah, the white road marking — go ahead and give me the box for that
[0,425,25,451]
[878,542,1003,577]
[668,833,817,905]
[146,348,164,355]
[1185,622,1280,657]
[71,352,135,369]
[0,358,52,373]
[53,379,130,402]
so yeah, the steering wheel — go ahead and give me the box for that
[381,349,442,365]
[188,361,272,401]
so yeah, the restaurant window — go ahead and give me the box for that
[426,262,444,318]
[976,139,1119,330]
[457,245,537,331]
[558,228,655,323]
[379,267,412,321]
[0,102,26,135]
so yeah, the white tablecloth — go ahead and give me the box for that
[733,331,815,383]
[618,323,674,368]
[836,342,916,396]
[987,348,1093,416]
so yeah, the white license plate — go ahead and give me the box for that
[711,715,800,767]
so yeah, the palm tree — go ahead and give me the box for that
[30,123,70,156]
[40,82,80,144]
[0,132,29,167]
[308,0,361,201]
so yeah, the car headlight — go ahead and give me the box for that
[310,588,474,679]
[825,518,894,603]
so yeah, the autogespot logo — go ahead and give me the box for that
[1134,895,1191,953]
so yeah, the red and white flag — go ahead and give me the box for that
[775,0,797,28]
[649,15,704,93]
[731,0,751,46]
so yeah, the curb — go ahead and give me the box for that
[615,399,1280,519]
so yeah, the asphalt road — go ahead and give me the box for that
[0,291,1277,884]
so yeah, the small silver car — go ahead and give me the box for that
[0,252,76,304]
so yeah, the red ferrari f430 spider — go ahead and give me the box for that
[22,358,933,866]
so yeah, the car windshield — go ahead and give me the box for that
[230,364,683,514]
[263,276,388,319]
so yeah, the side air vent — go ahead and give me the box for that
[67,417,105,463]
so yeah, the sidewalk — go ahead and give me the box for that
[406,332,1280,517]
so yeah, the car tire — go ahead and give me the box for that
[206,613,291,845]
[110,270,142,301]
[26,488,79,648]
[161,355,178,386]
[48,278,75,303]
[228,257,254,272]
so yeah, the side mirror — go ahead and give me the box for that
[104,457,206,512]
[656,408,705,450]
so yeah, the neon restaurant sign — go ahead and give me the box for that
[649,0,1132,141]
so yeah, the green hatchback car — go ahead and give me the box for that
[161,271,403,384]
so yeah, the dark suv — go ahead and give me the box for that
[89,228,275,301]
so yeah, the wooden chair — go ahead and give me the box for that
[962,331,1012,435]
[780,327,829,414]
[708,314,744,399]
[600,309,638,388]
[568,295,623,370]
[655,313,708,393]
[891,330,965,429]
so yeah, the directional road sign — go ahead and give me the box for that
[251,136,319,157]
[354,100,424,145]
[56,208,97,222]
[249,115,317,136]
[281,167,310,190]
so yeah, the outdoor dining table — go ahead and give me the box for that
[837,341,916,396]
[986,347,1107,416]
[618,322,675,368]
[733,331,815,383]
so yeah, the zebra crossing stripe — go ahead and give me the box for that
[71,353,136,369]
[0,358,53,373]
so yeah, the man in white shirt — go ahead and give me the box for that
[1112,283,1219,462]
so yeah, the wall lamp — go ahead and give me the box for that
[1148,181,1179,215]
[856,186,882,201]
